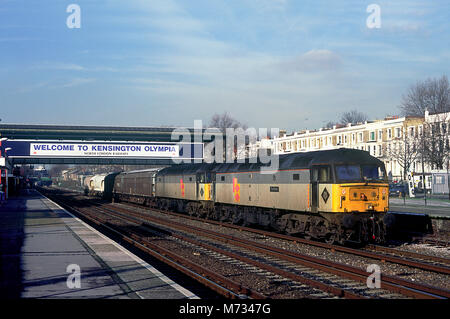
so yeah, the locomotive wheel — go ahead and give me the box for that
[220,209,230,222]
[232,211,243,225]
[325,233,337,244]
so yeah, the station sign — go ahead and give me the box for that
[30,143,179,158]
[3,140,203,160]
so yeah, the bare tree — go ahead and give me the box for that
[324,121,337,129]
[208,112,249,161]
[446,155,450,200]
[48,164,70,177]
[400,75,450,116]
[209,112,247,131]
[340,110,368,125]
[382,129,420,180]
[421,112,450,170]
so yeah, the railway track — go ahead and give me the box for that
[44,192,362,299]
[40,188,450,299]
[112,198,450,276]
[44,193,265,299]
[45,187,450,272]
[412,237,449,248]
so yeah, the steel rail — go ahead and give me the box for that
[100,202,450,299]
[118,202,450,274]
[89,204,367,299]
[43,192,266,299]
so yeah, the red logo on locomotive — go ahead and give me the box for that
[233,178,240,202]
[180,179,185,197]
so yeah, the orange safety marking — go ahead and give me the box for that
[180,178,185,197]
[233,178,240,202]
[307,184,310,208]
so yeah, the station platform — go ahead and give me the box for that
[0,189,198,299]
[389,197,450,219]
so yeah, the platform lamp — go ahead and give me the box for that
[0,138,8,200]
[3,147,12,200]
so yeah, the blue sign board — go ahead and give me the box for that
[4,140,203,161]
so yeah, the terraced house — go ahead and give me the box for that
[269,112,444,182]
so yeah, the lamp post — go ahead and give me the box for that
[0,138,8,201]
[3,147,11,200]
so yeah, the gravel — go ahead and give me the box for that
[113,202,450,292]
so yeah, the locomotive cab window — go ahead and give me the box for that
[205,172,215,183]
[362,165,386,182]
[311,166,331,183]
[335,165,360,182]
[196,173,205,183]
[335,164,387,182]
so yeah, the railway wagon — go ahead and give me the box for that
[83,176,93,195]
[155,149,390,244]
[113,169,160,205]
[89,173,119,200]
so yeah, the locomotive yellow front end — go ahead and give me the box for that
[329,162,389,243]
[332,164,389,213]
[333,183,389,213]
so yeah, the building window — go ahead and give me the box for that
[409,127,415,137]
[352,134,355,143]
[435,175,445,184]
[388,129,392,139]
[293,174,300,181]
[370,131,375,141]
[418,125,423,136]
[378,145,382,156]
[378,130,382,140]
[338,136,342,144]
[358,132,363,142]
[395,127,401,138]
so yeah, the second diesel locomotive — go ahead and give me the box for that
[153,149,389,244]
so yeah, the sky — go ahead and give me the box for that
[0,0,449,132]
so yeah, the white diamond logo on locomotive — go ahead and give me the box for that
[321,188,330,203]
